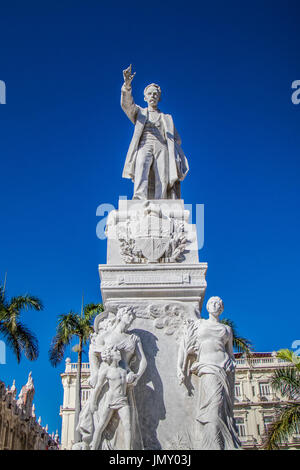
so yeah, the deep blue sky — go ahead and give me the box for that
[0,0,299,438]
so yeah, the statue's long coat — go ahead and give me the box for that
[121,86,189,187]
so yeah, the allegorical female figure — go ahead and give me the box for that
[75,306,147,450]
[121,65,189,200]
[177,296,241,450]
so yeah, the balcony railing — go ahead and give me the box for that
[236,357,292,368]
[64,357,292,373]
[64,361,90,373]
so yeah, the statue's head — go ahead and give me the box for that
[93,308,115,334]
[144,83,161,107]
[101,345,121,364]
[206,296,224,319]
[116,306,135,328]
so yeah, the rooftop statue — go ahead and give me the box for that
[16,371,35,418]
[121,65,189,200]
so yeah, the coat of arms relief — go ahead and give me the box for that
[114,202,188,264]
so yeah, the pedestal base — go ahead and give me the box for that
[97,199,208,449]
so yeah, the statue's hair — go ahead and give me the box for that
[116,305,135,322]
[144,83,161,99]
[206,296,224,315]
[101,345,119,363]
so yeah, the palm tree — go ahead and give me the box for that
[49,302,103,443]
[0,278,43,363]
[263,349,300,450]
[221,318,253,355]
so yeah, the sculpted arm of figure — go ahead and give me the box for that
[121,64,139,124]
[225,328,236,371]
[89,345,100,386]
[131,338,147,385]
[225,327,237,403]
[177,340,187,384]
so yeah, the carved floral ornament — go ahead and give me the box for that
[96,301,194,338]
[147,303,185,336]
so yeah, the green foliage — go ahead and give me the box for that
[49,303,103,367]
[271,367,300,401]
[0,284,42,363]
[277,349,300,371]
[263,349,300,450]
[263,404,300,450]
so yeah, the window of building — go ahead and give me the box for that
[259,382,271,396]
[252,386,255,396]
[234,383,241,397]
[235,417,246,437]
[263,416,274,431]
[81,389,90,402]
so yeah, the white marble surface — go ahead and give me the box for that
[105,199,200,266]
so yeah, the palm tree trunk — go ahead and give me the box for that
[74,336,83,443]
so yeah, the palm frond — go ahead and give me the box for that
[83,303,103,322]
[263,403,300,450]
[0,306,10,322]
[221,318,253,355]
[0,322,21,363]
[14,322,39,361]
[0,320,38,363]
[277,349,300,371]
[9,294,43,313]
[49,312,80,366]
[57,312,80,340]
[0,287,42,363]
[49,333,69,367]
[271,367,300,400]
[80,303,103,344]
[49,304,103,366]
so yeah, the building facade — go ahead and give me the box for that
[234,352,300,449]
[59,353,300,450]
[0,373,59,450]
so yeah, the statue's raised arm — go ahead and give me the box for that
[123,64,136,88]
[121,64,139,124]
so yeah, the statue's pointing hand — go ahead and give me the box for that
[123,64,136,86]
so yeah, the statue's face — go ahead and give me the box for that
[112,348,121,362]
[121,310,134,328]
[207,297,223,319]
[144,86,160,107]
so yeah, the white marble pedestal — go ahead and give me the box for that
[98,199,207,449]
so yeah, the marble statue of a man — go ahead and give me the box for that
[121,65,189,200]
